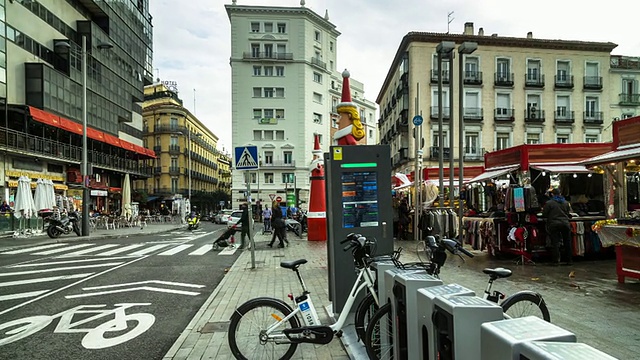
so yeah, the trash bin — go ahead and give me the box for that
[432,295,504,360]
[392,272,443,359]
[417,284,475,360]
[480,316,576,360]
[519,341,619,360]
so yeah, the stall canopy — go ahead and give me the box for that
[467,165,519,184]
[582,146,640,166]
[530,163,594,174]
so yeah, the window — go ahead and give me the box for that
[496,58,510,79]
[170,116,178,128]
[369,129,374,138]
[526,94,541,119]
[253,66,261,76]
[253,87,262,97]
[496,132,511,150]
[277,44,286,56]
[275,88,284,97]
[313,92,323,103]
[264,131,274,140]
[464,57,479,78]
[251,44,260,57]
[313,72,322,83]
[276,130,285,140]
[170,135,179,146]
[329,60,334,71]
[253,109,261,119]
[585,134,599,143]
[314,30,321,41]
[251,22,260,33]
[557,61,570,82]
[275,66,284,76]
[264,151,273,164]
[332,117,339,128]
[253,130,262,140]
[264,88,274,98]
[622,78,638,96]
[264,173,274,184]
[250,173,257,184]
[170,156,178,168]
[330,41,334,51]
[283,151,293,164]
[526,60,541,81]
[557,95,570,118]
[264,66,273,76]
[264,109,274,118]
[264,44,273,58]
[275,109,285,119]
[556,134,569,144]
[526,133,540,144]
[277,23,286,33]
[318,134,323,144]
[171,177,178,193]
[313,113,322,124]
[465,132,479,154]
[585,96,599,117]
[496,93,511,115]
[264,22,273,32]
[155,136,160,146]
[432,130,449,147]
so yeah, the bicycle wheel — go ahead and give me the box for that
[228,298,300,360]
[81,313,156,349]
[501,292,551,322]
[354,293,378,342]
[0,316,52,346]
[364,303,394,360]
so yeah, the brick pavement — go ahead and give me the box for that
[163,232,352,360]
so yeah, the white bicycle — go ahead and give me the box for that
[0,303,155,349]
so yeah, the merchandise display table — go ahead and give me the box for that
[598,225,640,283]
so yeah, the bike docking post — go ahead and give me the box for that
[480,316,576,360]
[370,260,397,303]
[391,272,442,360]
[431,295,503,360]
[518,341,619,360]
[416,284,475,360]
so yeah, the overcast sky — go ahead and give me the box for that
[149,0,640,152]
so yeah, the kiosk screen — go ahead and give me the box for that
[341,171,379,228]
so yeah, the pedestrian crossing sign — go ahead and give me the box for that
[234,146,259,170]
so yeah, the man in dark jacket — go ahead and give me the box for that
[235,204,250,249]
[542,188,573,265]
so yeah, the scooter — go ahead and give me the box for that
[188,215,200,231]
[46,211,81,238]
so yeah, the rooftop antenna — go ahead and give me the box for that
[447,11,454,34]
[193,88,196,115]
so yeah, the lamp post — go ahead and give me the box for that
[458,42,478,238]
[436,41,455,211]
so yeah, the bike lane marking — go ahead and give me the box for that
[0,290,49,302]
[8,256,136,268]
[33,243,96,255]
[0,263,123,277]
[0,273,94,287]
[0,243,69,255]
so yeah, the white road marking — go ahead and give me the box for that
[60,244,121,256]
[10,256,136,267]
[0,289,50,302]
[80,280,205,290]
[128,244,173,256]
[218,246,238,255]
[188,244,213,255]
[0,263,123,277]
[33,243,96,255]
[95,244,147,256]
[0,273,94,287]
[157,244,193,256]
[65,286,200,298]
[0,243,68,255]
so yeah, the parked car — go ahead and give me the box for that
[215,210,234,224]
[226,211,244,228]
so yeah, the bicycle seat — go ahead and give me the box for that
[483,267,512,278]
[280,259,307,270]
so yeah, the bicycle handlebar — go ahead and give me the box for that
[457,246,474,258]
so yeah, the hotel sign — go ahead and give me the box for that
[162,80,178,93]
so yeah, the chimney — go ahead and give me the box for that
[464,22,474,35]
[491,33,498,37]
[527,32,533,39]
[478,27,484,36]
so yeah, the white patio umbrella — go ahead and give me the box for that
[45,179,56,209]
[121,173,132,219]
[14,176,37,219]
[33,178,48,211]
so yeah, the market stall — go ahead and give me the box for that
[463,143,612,263]
[583,116,640,282]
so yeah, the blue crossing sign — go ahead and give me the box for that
[234,146,259,170]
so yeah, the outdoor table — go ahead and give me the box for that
[598,225,640,283]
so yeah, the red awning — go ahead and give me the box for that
[132,144,147,156]
[59,117,83,135]
[86,127,105,142]
[29,106,60,127]
[102,133,121,147]
[145,148,156,158]
[120,140,136,151]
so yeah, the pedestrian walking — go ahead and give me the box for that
[542,188,573,265]
[235,204,250,249]
[268,201,286,248]
[398,198,411,240]
[262,205,272,233]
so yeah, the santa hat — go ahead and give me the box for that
[336,69,356,110]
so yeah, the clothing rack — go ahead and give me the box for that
[418,208,459,240]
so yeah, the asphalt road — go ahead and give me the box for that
[0,222,239,360]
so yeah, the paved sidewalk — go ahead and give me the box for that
[163,232,352,360]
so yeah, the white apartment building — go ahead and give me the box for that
[609,55,640,121]
[226,2,376,208]
[377,22,619,175]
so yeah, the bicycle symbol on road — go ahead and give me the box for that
[0,303,155,349]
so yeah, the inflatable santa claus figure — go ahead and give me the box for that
[333,69,365,145]
[307,133,327,241]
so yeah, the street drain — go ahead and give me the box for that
[200,321,230,333]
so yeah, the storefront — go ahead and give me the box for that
[583,116,640,282]
[463,143,612,263]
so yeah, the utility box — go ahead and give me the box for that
[392,272,443,360]
[519,341,619,360]
[480,316,577,360]
[371,260,397,304]
[417,284,475,360]
[432,295,504,360]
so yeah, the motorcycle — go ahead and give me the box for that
[46,211,81,238]
[188,215,200,231]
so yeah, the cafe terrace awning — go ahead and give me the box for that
[581,145,640,166]
[467,165,519,184]
[530,163,593,174]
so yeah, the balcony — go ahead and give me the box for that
[494,72,514,87]
[154,167,162,174]
[429,106,451,120]
[554,110,575,124]
[463,71,483,85]
[583,111,604,125]
[610,56,640,70]
[583,76,603,90]
[524,109,545,123]
[153,145,161,153]
[153,124,186,134]
[463,108,483,121]
[310,57,326,69]
[554,75,574,89]
[392,147,410,167]
[168,145,181,154]
[260,160,296,168]
[619,93,640,106]
[430,70,450,83]
[242,52,293,61]
[524,74,545,88]
[429,146,450,161]
[494,108,515,122]
[169,166,181,175]
[463,147,484,161]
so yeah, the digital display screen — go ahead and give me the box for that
[341,171,379,228]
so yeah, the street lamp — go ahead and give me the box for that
[458,42,478,237]
[436,41,455,210]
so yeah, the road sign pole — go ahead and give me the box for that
[244,171,255,269]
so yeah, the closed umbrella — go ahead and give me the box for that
[33,179,48,211]
[14,176,37,219]
[121,173,132,219]
[45,179,56,209]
